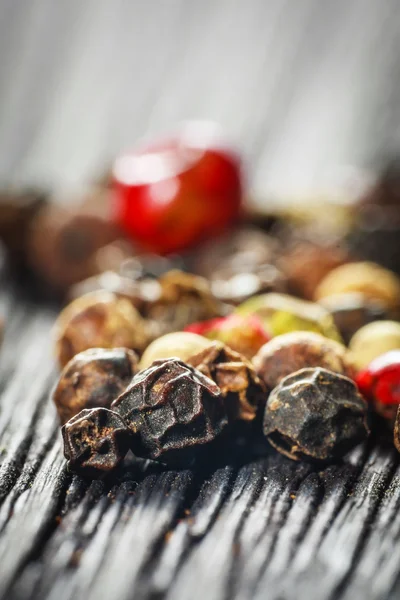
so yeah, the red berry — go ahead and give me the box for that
[185,317,226,336]
[112,121,242,255]
[185,314,270,359]
[356,350,400,419]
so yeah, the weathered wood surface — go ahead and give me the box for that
[0,278,399,600]
[1,1,400,598]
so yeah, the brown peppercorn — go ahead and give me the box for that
[111,358,227,466]
[62,407,131,478]
[53,291,148,368]
[144,270,225,335]
[253,331,355,392]
[263,367,369,461]
[26,187,120,292]
[278,237,349,300]
[52,347,138,424]
[188,342,266,422]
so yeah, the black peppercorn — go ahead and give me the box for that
[62,407,131,478]
[188,342,266,422]
[263,367,369,461]
[111,358,227,466]
[53,347,138,424]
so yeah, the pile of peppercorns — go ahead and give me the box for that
[1,128,400,478]
[50,253,400,477]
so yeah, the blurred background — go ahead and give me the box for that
[1,0,399,204]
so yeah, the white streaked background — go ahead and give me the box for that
[0,0,399,204]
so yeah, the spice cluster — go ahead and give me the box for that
[1,127,400,477]
[51,246,400,477]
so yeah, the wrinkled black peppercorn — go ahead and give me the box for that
[112,358,227,466]
[62,407,131,478]
[53,347,138,424]
[263,367,369,461]
[188,342,266,422]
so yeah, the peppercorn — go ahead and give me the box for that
[356,350,400,421]
[111,358,227,466]
[53,291,148,368]
[139,332,214,370]
[315,262,400,316]
[263,367,369,461]
[188,342,266,422]
[62,407,131,478]
[26,187,120,293]
[144,270,225,336]
[53,347,138,424]
[185,314,270,359]
[320,292,388,345]
[278,236,349,300]
[236,293,342,342]
[349,321,400,370]
[253,331,355,393]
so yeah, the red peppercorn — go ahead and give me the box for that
[185,314,270,359]
[356,350,400,419]
[112,121,242,255]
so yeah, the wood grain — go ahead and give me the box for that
[0,273,399,600]
[0,2,400,598]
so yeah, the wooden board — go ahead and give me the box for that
[0,276,400,600]
[1,1,400,598]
